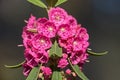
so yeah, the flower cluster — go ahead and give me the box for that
[22,7,89,79]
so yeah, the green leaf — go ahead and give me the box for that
[68,58,89,80]
[51,71,62,80]
[4,61,25,69]
[55,0,67,6]
[49,40,62,57]
[46,0,58,7]
[27,0,47,8]
[26,66,40,80]
[87,50,108,56]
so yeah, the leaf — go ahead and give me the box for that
[68,58,89,80]
[27,0,47,8]
[87,50,108,56]
[26,66,40,80]
[46,0,58,7]
[51,71,62,80]
[4,61,25,69]
[49,40,62,57]
[55,0,67,6]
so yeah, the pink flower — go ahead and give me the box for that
[76,27,89,41]
[23,39,32,49]
[48,7,68,27]
[26,58,38,68]
[35,51,49,63]
[79,53,88,63]
[65,69,71,75]
[22,27,35,40]
[64,37,74,52]
[57,58,68,69]
[37,17,48,24]
[82,41,89,49]
[58,38,67,48]
[41,66,52,76]
[72,38,83,51]
[26,15,38,30]
[27,15,36,26]
[62,53,68,59]
[70,52,81,65]
[24,49,38,68]
[70,51,88,65]
[59,37,89,55]
[24,49,37,61]
[37,18,48,33]
[67,15,77,28]
[78,53,88,69]
[39,21,56,38]
[68,37,89,52]
[23,63,32,76]
[73,27,89,52]
[32,34,52,51]
[22,27,37,49]
[66,15,78,36]
[59,38,73,53]
[57,24,71,39]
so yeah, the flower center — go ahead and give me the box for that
[48,27,53,31]
[55,15,60,21]
[73,41,78,45]
[40,39,45,44]
[60,28,65,32]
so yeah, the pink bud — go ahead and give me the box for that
[65,69,71,75]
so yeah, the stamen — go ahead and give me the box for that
[24,20,28,23]
[17,44,24,47]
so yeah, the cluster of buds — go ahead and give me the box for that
[22,7,89,79]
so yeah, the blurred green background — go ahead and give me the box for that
[0,0,120,80]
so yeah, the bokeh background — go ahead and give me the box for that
[0,0,120,80]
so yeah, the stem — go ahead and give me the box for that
[87,50,108,56]
[5,61,25,69]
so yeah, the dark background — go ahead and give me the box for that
[0,0,120,80]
